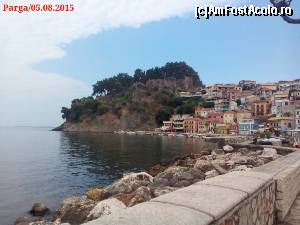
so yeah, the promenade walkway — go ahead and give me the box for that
[282,192,300,225]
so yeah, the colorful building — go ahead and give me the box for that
[268,117,295,132]
[252,100,271,117]
[223,111,237,124]
[239,119,258,135]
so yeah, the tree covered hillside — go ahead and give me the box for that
[60,62,206,129]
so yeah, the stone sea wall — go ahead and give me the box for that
[215,181,275,225]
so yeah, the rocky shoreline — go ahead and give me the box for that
[15,144,284,225]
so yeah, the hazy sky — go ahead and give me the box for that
[0,0,299,127]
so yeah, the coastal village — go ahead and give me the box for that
[157,79,300,147]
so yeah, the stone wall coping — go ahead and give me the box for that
[254,150,300,176]
[84,201,213,225]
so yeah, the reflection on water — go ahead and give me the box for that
[0,127,216,225]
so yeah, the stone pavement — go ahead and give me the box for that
[281,192,300,225]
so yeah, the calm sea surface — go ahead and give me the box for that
[0,127,214,225]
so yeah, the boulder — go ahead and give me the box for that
[85,188,103,201]
[259,148,278,161]
[31,222,70,225]
[30,202,49,217]
[156,166,199,187]
[87,198,126,220]
[231,165,251,172]
[155,166,188,181]
[223,145,234,152]
[53,196,96,225]
[149,178,169,191]
[172,180,191,188]
[212,149,225,155]
[188,168,205,181]
[152,186,178,197]
[103,172,153,197]
[148,164,167,177]
[115,186,152,207]
[173,158,196,167]
[238,148,250,155]
[225,160,235,170]
[194,160,212,172]
[127,186,152,207]
[205,170,219,179]
[15,216,44,225]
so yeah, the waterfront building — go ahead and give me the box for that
[170,114,190,132]
[184,117,200,133]
[223,111,237,124]
[296,107,300,130]
[268,117,295,132]
[239,119,258,135]
[161,121,174,132]
[197,119,207,133]
[252,100,271,117]
[236,110,252,122]
[216,123,230,135]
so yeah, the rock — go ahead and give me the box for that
[205,170,219,179]
[87,198,126,220]
[188,168,205,180]
[155,166,198,187]
[223,145,234,152]
[239,148,250,155]
[155,166,188,181]
[114,192,135,206]
[103,172,153,197]
[256,159,265,166]
[149,178,169,191]
[226,160,235,170]
[211,159,227,167]
[115,186,152,207]
[53,196,96,225]
[212,149,225,155]
[229,152,243,164]
[194,160,212,172]
[231,165,251,172]
[148,164,167,177]
[152,186,178,197]
[30,202,49,217]
[31,222,69,225]
[15,216,44,225]
[85,188,103,201]
[127,186,152,207]
[259,148,278,161]
[212,163,228,175]
[172,180,191,188]
[200,155,214,160]
[173,158,196,167]
[237,158,249,165]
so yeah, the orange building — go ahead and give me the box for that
[252,100,271,117]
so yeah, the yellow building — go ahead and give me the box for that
[216,123,230,135]
[223,111,237,124]
[236,111,252,122]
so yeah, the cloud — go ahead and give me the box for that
[0,0,238,126]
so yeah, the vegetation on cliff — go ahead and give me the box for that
[60,62,205,129]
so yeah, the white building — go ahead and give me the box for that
[296,107,300,130]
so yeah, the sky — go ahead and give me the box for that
[0,0,299,127]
